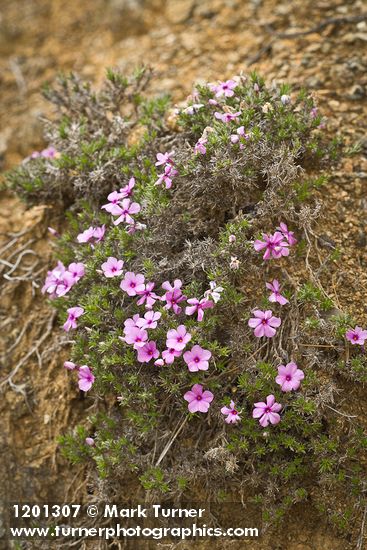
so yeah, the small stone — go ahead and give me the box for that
[347,84,365,100]
[166,0,194,24]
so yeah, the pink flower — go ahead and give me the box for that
[184,384,214,413]
[55,271,76,297]
[68,262,85,282]
[120,177,136,198]
[266,279,288,305]
[77,227,95,243]
[136,282,160,308]
[221,401,241,424]
[155,151,175,166]
[85,437,95,446]
[230,126,250,148]
[346,326,367,345]
[137,340,160,363]
[166,325,192,351]
[63,306,84,332]
[136,310,161,330]
[214,79,237,98]
[123,326,148,348]
[120,272,145,296]
[93,225,106,243]
[113,199,141,226]
[48,226,59,237]
[185,298,214,322]
[123,314,141,330]
[194,137,207,155]
[277,222,297,246]
[276,362,304,392]
[183,345,211,372]
[229,234,236,243]
[155,164,178,189]
[214,111,241,123]
[230,256,240,270]
[254,232,289,260]
[101,191,125,214]
[154,358,165,366]
[248,310,281,338]
[101,257,124,278]
[162,347,182,364]
[64,361,77,370]
[162,280,187,314]
[253,395,282,427]
[78,366,95,392]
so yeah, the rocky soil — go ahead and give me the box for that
[0,0,366,548]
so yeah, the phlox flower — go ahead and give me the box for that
[123,314,142,330]
[221,401,241,424]
[213,79,237,98]
[120,177,135,198]
[137,340,160,363]
[214,111,241,123]
[120,272,145,296]
[183,104,205,115]
[48,226,59,237]
[185,298,214,321]
[277,222,297,246]
[155,151,175,166]
[204,281,224,304]
[208,98,218,106]
[113,199,141,226]
[162,347,182,364]
[254,232,289,260]
[63,306,84,332]
[276,362,304,392]
[253,395,282,427]
[68,262,85,282]
[184,384,214,413]
[77,226,105,244]
[166,325,192,351]
[155,164,178,189]
[230,126,250,148]
[229,234,236,243]
[346,326,367,345]
[93,225,106,243]
[136,282,160,308]
[266,279,288,305]
[101,257,124,278]
[123,326,148,349]
[85,437,95,446]
[101,191,125,214]
[230,256,240,270]
[154,358,165,366]
[136,310,161,330]
[77,226,95,243]
[127,221,147,235]
[162,279,186,314]
[78,366,95,392]
[194,137,207,155]
[54,271,76,297]
[64,361,77,370]
[248,310,281,338]
[183,345,211,372]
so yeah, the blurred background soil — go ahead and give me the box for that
[0,1,366,548]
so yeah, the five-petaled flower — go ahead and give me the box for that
[254,232,289,260]
[136,310,161,330]
[184,384,214,413]
[253,395,282,427]
[248,310,281,338]
[123,326,148,349]
[137,341,160,363]
[185,298,214,322]
[221,401,241,424]
[101,257,124,278]
[276,362,304,392]
[277,222,297,246]
[166,325,192,351]
[120,272,145,296]
[346,326,367,346]
[214,111,241,123]
[266,279,289,305]
[213,79,237,98]
[63,306,84,332]
[162,280,187,314]
[113,199,141,226]
[136,282,160,309]
[183,345,211,372]
[78,366,95,392]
